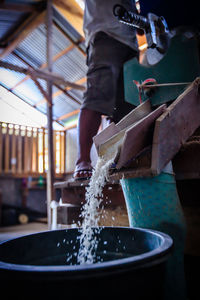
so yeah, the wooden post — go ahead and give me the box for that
[35,128,39,173]
[5,125,10,173]
[46,0,55,229]
[17,127,22,174]
[11,125,16,174]
[63,130,66,173]
[24,127,28,173]
[42,128,45,173]
[60,131,63,174]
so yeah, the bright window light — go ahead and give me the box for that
[0,85,63,130]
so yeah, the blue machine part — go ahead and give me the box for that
[124,34,200,106]
[120,172,187,299]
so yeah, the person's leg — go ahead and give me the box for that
[73,32,138,180]
[74,108,102,179]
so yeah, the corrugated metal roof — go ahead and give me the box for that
[15,25,48,68]
[53,50,86,82]
[0,1,86,128]
[53,92,80,118]
[0,11,29,46]
[69,87,85,104]
[14,78,45,105]
[0,54,27,86]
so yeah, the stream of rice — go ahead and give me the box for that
[77,154,115,264]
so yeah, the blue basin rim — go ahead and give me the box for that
[0,226,173,278]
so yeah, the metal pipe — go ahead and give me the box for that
[46,0,55,229]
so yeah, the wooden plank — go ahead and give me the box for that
[60,131,64,174]
[93,122,118,152]
[4,125,10,173]
[116,99,152,131]
[109,167,153,181]
[42,128,46,173]
[59,132,61,174]
[24,128,28,173]
[11,126,16,173]
[29,129,33,173]
[54,178,89,189]
[57,109,80,121]
[17,130,22,174]
[54,131,57,172]
[98,126,126,158]
[35,129,39,173]
[63,131,66,173]
[116,104,166,169]
[94,100,152,152]
[151,79,200,175]
[32,130,37,172]
[0,3,39,12]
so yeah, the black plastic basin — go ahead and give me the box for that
[0,226,172,298]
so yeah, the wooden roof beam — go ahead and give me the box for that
[0,10,46,60]
[56,109,80,121]
[0,3,41,12]
[12,52,84,108]
[54,22,86,56]
[0,61,86,90]
[11,43,76,90]
[34,76,86,108]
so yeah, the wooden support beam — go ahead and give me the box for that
[42,128,46,173]
[11,52,81,119]
[0,61,85,91]
[11,43,76,90]
[41,43,76,67]
[24,128,29,173]
[53,0,84,37]
[116,104,166,169]
[29,70,51,103]
[57,109,80,121]
[17,130,22,174]
[29,130,34,173]
[60,131,64,173]
[32,131,37,172]
[35,129,39,173]
[53,76,86,94]
[11,127,16,173]
[4,126,10,173]
[0,3,40,12]
[34,77,85,108]
[46,0,55,229]
[54,22,86,56]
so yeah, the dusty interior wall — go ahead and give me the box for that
[0,177,47,213]
[0,178,22,208]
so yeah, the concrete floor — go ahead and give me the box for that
[0,222,49,242]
